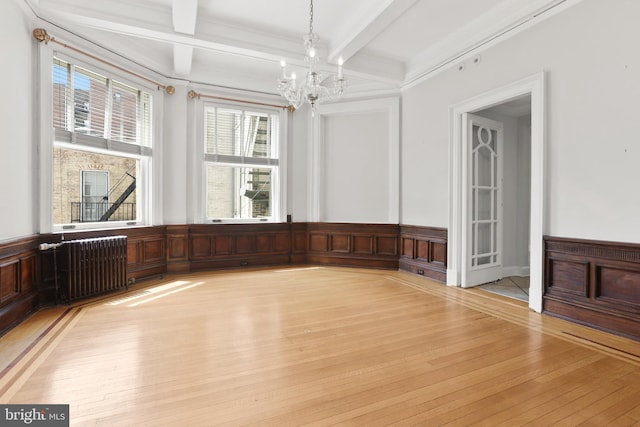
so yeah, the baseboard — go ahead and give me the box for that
[502,266,530,278]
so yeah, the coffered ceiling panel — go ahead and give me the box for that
[28,0,581,95]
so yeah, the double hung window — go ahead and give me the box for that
[203,104,280,221]
[51,57,153,230]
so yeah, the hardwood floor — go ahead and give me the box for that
[1,267,640,426]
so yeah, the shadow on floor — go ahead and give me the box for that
[477,276,529,302]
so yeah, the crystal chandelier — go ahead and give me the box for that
[277,0,347,113]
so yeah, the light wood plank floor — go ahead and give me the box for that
[1,267,640,426]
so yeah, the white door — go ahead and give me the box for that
[462,114,504,287]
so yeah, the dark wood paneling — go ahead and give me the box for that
[330,234,350,253]
[309,233,329,252]
[214,236,233,255]
[399,225,448,282]
[597,265,640,305]
[0,236,41,333]
[0,261,19,303]
[189,223,292,270]
[353,235,373,255]
[166,225,189,273]
[142,238,165,264]
[191,236,211,258]
[20,254,36,293]
[305,223,399,269]
[544,236,640,341]
[291,224,308,264]
[126,228,167,279]
[546,258,589,297]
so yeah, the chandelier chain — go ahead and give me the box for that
[309,0,314,34]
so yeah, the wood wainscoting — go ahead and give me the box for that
[187,223,293,271]
[544,236,640,341]
[399,225,448,282]
[0,236,40,332]
[1,222,441,334]
[305,223,400,269]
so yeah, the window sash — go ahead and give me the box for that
[50,55,153,231]
[53,57,152,150]
[202,103,280,222]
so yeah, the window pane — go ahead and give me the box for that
[53,59,70,130]
[216,109,241,156]
[206,165,272,219]
[110,81,139,144]
[205,107,275,159]
[73,66,108,137]
[53,146,138,224]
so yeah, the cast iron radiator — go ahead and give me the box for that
[60,236,128,302]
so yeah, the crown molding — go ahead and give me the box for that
[403,0,585,90]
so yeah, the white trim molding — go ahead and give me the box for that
[309,97,400,223]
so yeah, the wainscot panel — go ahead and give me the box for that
[544,236,640,341]
[305,223,399,270]
[398,225,448,282]
[0,236,40,333]
[188,223,292,271]
[166,225,190,273]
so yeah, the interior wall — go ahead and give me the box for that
[0,2,36,242]
[163,83,189,225]
[401,0,640,244]
[289,104,310,222]
[322,111,390,223]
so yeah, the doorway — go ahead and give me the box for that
[471,97,532,302]
[448,73,545,312]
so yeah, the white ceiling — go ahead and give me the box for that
[30,0,575,95]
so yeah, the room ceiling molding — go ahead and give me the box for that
[22,0,584,96]
[404,0,583,88]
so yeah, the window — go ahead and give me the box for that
[203,104,280,221]
[51,57,152,230]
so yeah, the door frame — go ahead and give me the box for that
[448,72,546,312]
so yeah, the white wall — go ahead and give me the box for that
[310,98,400,224]
[162,83,189,224]
[322,112,389,222]
[0,1,36,241]
[289,104,310,222]
[402,0,640,244]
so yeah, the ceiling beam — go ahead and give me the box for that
[173,44,194,76]
[172,0,198,35]
[328,0,419,64]
[171,0,198,78]
[36,3,405,85]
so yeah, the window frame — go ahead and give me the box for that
[39,47,162,233]
[192,98,288,224]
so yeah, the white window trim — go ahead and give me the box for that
[190,97,288,224]
[38,42,164,234]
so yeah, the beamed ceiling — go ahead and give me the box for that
[26,0,579,95]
